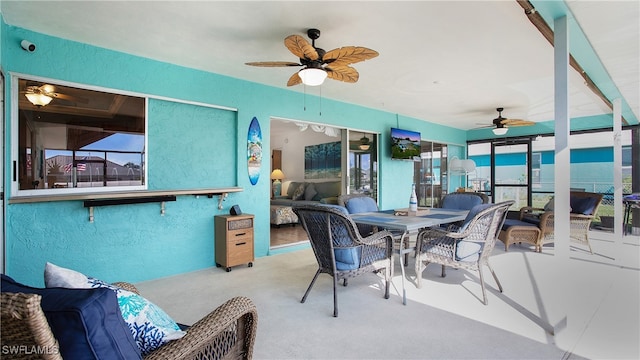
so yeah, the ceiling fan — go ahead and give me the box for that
[477,107,535,135]
[245,28,379,87]
[22,82,88,106]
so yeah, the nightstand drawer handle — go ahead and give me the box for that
[235,232,247,236]
[236,242,247,246]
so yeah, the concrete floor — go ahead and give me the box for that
[136,229,639,359]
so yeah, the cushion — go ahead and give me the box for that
[455,240,482,262]
[334,247,362,271]
[286,181,303,198]
[570,196,598,215]
[1,274,142,359]
[304,183,318,201]
[345,196,378,214]
[459,203,493,232]
[319,197,339,205]
[502,218,538,230]
[319,204,349,215]
[44,263,185,356]
[442,193,483,210]
[291,184,306,201]
[313,181,341,201]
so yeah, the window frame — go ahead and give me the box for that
[10,73,149,198]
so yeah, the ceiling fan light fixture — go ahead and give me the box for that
[25,92,52,106]
[298,68,327,86]
[492,127,508,136]
[358,134,371,150]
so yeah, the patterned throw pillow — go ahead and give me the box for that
[292,183,306,200]
[44,262,186,356]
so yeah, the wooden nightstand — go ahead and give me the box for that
[214,214,254,272]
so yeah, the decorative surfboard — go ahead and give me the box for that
[247,117,262,185]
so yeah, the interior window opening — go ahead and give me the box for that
[15,77,146,194]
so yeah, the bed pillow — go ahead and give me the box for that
[44,263,185,356]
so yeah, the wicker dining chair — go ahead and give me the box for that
[293,204,394,317]
[415,201,513,305]
[1,283,258,360]
[338,193,411,263]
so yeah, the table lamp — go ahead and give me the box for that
[270,169,285,197]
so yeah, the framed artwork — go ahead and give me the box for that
[304,141,341,179]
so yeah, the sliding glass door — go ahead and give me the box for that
[415,141,447,207]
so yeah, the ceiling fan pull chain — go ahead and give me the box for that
[319,86,322,116]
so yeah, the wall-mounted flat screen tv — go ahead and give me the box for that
[390,127,421,161]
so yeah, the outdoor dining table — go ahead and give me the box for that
[350,208,469,305]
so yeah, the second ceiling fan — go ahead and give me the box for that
[477,107,535,135]
[245,28,379,87]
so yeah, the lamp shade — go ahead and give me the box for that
[492,127,508,135]
[449,157,462,172]
[298,68,327,86]
[461,159,476,173]
[270,169,285,180]
[25,92,52,106]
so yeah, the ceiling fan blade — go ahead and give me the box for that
[286,72,302,87]
[245,61,302,67]
[51,92,89,104]
[284,35,318,61]
[501,119,535,126]
[326,66,359,83]
[323,46,379,67]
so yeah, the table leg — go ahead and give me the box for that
[398,231,408,305]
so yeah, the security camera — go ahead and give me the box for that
[21,40,36,52]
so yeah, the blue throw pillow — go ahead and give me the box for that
[1,274,142,359]
[44,263,186,356]
[345,196,378,214]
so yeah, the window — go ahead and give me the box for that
[13,76,146,196]
[348,131,377,199]
[531,152,541,187]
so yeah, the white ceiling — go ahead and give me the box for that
[2,0,638,130]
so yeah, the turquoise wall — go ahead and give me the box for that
[2,21,467,286]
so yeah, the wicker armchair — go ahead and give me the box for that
[415,201,513,305]
[293,204,394,317]
[518,191,603,253]
[1,282,258,360]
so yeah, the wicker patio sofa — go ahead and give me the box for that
[499,191,603,253]
[1,276,258,360]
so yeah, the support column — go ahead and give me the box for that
[553,15,570,335]
[632,127,640,232]
[612,99,623,255]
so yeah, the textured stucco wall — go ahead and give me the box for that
[2,21,467,286]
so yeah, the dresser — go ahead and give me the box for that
[214,214,254,272]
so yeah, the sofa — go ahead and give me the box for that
[499,191,603,253]
[271,180,342,206]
